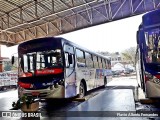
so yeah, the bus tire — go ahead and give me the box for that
[79,81,86,98]
[2,87,4,91]
[103,77,107,88]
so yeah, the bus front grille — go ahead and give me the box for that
[24,92,49,97]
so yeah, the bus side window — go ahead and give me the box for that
[76,49,86,68]
[105,60,108,69]
[93,55,99,68]
[65,53,69,68]
[64,44,75,68]
[98,57,102,69]
[85,52,94,68]
[102,59,105,69]
[108,60,111,69]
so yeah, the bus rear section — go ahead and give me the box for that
[137,9,160,98]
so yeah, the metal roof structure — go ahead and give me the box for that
[0,0,159,46]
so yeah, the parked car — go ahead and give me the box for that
[124,69,130,74]
[112,70,121,76]
[124,68,134,74]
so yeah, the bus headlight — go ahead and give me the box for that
[50,86,53,90]
[153,77,160,84]
[19,86,24,92]
[54,83,58,88]
[58,79,64,86]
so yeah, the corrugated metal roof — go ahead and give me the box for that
[9,0,32,6]
[0,0,158,46]
[0,1,17,13]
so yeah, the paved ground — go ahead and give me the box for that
[0,75,159,120]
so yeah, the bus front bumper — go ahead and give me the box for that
[18,85,65,99]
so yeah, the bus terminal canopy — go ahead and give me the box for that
[0,0,159,46]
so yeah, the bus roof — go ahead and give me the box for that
[18,37,62,48]
[60,37,110,60]
[18,37,62,54]
[18,37,110,61]
[142,9,160,27]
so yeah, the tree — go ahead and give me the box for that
[11,57,18,71]
[121,47,136,68]
[4,61,12,71]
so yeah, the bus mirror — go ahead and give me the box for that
[11,56,14,65]
[68,54,72,64]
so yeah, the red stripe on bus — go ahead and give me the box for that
[19,72,33,77]
[35,68,63,75]
[155,75,160,79]
[18,82,31,88]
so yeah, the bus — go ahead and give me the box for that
[136,9,160,98]
[12,37,112,99]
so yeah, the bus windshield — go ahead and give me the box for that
[145,28,160,64]
[37,49,62,69]
[19,49,63,73]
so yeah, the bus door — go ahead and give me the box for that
[93,55,99,88]
[75,49,87,91]
[85,52,95,90]
[64,44,76,98]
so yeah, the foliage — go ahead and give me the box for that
[121,47,136,67]
[11,57,18,71]
[12,95,34,109]
[4,62,12,71]
[3,57,18,71]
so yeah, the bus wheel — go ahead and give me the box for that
[2,87,6,91]
[103,77,107,88]
[79,82,86,98]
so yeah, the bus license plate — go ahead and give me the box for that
[32,92,40,96]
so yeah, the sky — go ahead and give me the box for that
[1,14,143,58]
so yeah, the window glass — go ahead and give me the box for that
[145,29,160,63]
[93,55,99,68]
[98,57,102,68]
[29,55,34,71]
[70,54,74,68]
[107,60,111,69]
[118,57,121,61]
[64,44,75,68]
[22,53,35,72]
[36,54,45,69]
[64,44,74,54]
[23,55,28,72]
[65,53,69,67]
[85,52,93,68]
[105,59,109,69]
[76,49,86,67]
[102,59,106,69]
[65,52,74,68]
[36,49,62,69]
